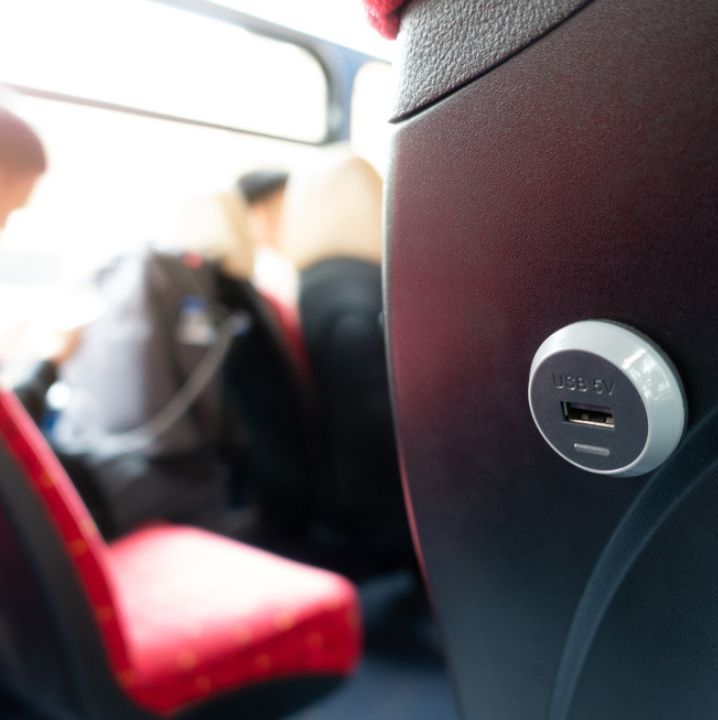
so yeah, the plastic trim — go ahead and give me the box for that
[529,320,687,477]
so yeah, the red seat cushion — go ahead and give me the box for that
[0,390,135,682]
[106,526,361,714]
[0,390,361,716]
[363,0,409,38]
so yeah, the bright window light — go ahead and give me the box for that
[0,0,328,142]
[215,0,396,60]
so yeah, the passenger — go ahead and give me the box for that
[52,191,318,540]
[0,111,234,538]
[237,168,297,303]
[0,115,309,542]
[0,106,45,232]
[0,105,77,419]
[0,106,114,527]
[51,192,255,538]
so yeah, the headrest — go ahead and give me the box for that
[280,153,384,271]
[169,191,255,280]
[364,0,409,39]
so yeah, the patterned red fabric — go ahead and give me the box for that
[0,390,135,683]
[363,0,409,38]
[107,526,361,714]
[0,390,361,716]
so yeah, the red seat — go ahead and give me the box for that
[107,526,359,714]
[0,389,361,719]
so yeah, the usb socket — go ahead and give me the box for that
[562,402,615,429]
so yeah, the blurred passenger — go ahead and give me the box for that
[54,190,319,539]
[280,152,413,570]
[0,105,77,418]
[0,105,111,530]
[52,193,252,537]
[0,106,45,231]
[237,169,297,303]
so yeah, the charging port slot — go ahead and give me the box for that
[562,402,615,429]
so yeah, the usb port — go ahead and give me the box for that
[562,402,615,429]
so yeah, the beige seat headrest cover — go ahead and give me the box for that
[280,154,383,271]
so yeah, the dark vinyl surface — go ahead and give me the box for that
[386,0,718,718]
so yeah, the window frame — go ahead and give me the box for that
[3,0,379,146]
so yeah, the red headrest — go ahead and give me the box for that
[363,0,409,39]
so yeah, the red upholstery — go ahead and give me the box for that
[0,389,361,716]
[107,527,360,714]
[363,0,409,38]
[261,289,312,380]
[0,390,133,684]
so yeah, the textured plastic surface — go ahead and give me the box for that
[391,0,590,119]
[386,0,718,718]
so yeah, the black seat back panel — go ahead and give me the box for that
[387,0,718,717]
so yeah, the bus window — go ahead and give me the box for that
[0,0,328,143]
[0,0,395,371]
[0,0,341,366]
[351,60,394,175]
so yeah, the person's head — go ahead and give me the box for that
[0,107,46,230]
[237,169,289,251]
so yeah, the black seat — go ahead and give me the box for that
[381,1,718,718]
[216,271,322,527]
[282,155,413,567]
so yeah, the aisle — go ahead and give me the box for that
[287,571,460,720]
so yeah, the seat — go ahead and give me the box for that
[373,0,718,718]
[281,153,412,566]
[187,192,321,525]
[0,389,361,719]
